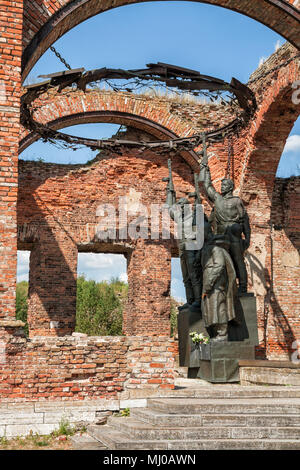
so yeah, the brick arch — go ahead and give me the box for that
[234,44,300,359]
[22,0,300,80]
[240,45,300,219]
[19,90,206,170]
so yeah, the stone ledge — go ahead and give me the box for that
[239,363,300,386]
[0,320,25,328]
[239,360,300,369]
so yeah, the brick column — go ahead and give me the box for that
[123,239,171,336]
[0,1,23,320]
[27,228,78,336]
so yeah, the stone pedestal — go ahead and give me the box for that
[177,308,206,367]
[178,294,259,383]
[239,360,300,386]
[189,341,256,382]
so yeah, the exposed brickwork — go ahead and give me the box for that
[19,88,237,148]
[271,177,300,247]
[242,177,300,360]
[0,0,23,320]
[21,0,300,79]
[237,44,300,359]
[0,332,177,400]
[19,88,236,173]
[17,147,195,336]
[267,177,300,358]
[15,43,300,358]
[0,3,299,405]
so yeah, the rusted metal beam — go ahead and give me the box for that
[21,63,256,153]
[38,68,85,79]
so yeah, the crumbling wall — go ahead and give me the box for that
[0,331,177,400]
[17,147,194,337]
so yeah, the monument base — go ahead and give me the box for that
[177,294,258,383]
[177,307,206,367]
[189,341,255,383]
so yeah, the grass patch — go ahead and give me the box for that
[52,417,76,437]
[0,418,84,450]
[114,408,130,417]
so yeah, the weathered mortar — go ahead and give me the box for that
[0,332,177,401]
[17,146,195,336]
[0,3,299,410]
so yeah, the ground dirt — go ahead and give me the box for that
[0,433,78,450]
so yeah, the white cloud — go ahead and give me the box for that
[78,252,115,270]
[277,136,300,177]
[283,135,300,153]
[119,272,128,283]
[258,56,267,67]
[77,253,127,283]
[258,41,282,69]
[171,276,185,303]
[17,251,30,282]
[275,40,282,52]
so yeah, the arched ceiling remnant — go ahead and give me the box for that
[21,62,256,153]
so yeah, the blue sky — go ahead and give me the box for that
[18,2,300,300]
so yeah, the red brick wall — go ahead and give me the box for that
[238,44,300,359]
[0,2,299,383]
[0,331,177,400]
[242,175,300,360]
[17,147,195,336]
[266,177,300,359]
[16,43,300,358]
[0,1,23,320]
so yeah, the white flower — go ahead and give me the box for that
[190,331,210,345]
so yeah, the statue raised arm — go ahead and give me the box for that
[198,136,251,294]
[162,159,203,313]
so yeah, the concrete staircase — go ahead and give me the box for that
[76,386,300,450]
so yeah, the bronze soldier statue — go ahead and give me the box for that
[199,137,250,294]
[163,159,204,312]
[200,228,237,342]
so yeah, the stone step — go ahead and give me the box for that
[70,433,107,450]
[87,424,168,450]
[170,440,300,450]
[131,407,300,428]
[147,397,300,415]
[87,425,300,450]
[108,416,300,440]
[172,385,300,399]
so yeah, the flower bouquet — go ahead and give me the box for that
[189,331,211,366]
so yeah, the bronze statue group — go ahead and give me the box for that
[164,140,251,343]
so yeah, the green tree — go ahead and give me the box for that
[75,276,127,336]
[15,276,178,338]
[16,281,29,336]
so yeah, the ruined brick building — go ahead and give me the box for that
[0,1,299,400]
